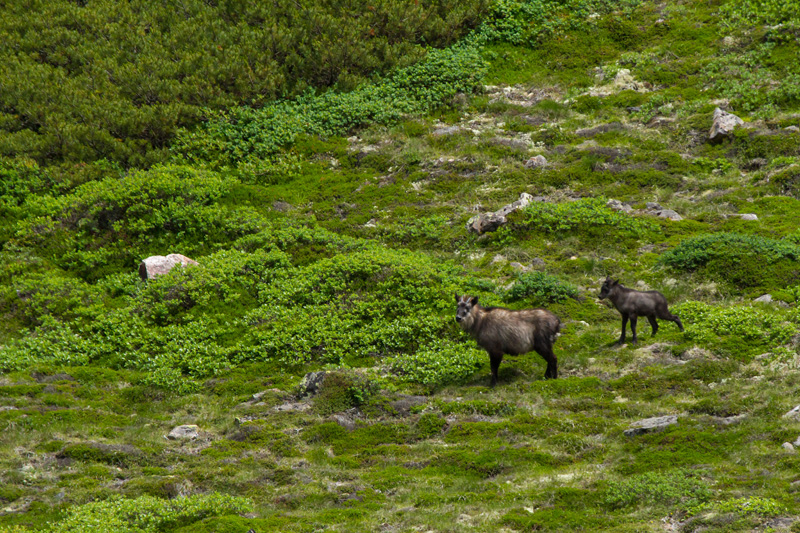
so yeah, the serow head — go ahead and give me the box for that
[599,276,618,300]
[454,293,479,323]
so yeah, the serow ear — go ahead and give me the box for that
[470,296,479,306]
[454,292,460,303]
[612,279,620,286]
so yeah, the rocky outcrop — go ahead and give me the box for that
[623,415,678,437]
[709,108,744,142]
[139,254,199,281]
[466,193,535,235]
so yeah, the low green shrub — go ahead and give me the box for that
[506,271,578,304]
[47,493,253,533]
[513,197,656,242]
[686,496,786,518]
[385,339,485,389]
[603,469,712,510]
[660,232,800,289]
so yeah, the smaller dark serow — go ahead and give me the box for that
[455,294,561,386]
[598,276,684,344]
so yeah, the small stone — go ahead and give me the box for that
[624,415,678,437]
[509,262,528,272]
[646,202,663,210]
[793,436,800,447]
[738,213,758,220]
[530,257,545,267]
[754,294,773,303]
[491,254,507,264]
[272,201,293,212]
[364,218,377,228]
[783,442,796,453]
[167,425,199,440]
[785,125,799,132]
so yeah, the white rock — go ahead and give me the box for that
[709,107,744,141]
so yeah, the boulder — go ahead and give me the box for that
[606,199,632,213]
[754,294,773,303]
[166,425,200,440]
[623,415,678,437]
[709,107,744,142]
[524,155,548,169]
[654,209,683,221]
[139,254,199,281]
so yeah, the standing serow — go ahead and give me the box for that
[455,294,561,386]
[598,276,684,344]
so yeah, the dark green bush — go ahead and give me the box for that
[174,45,488,168]
[660,232,800,289]
[0,0,488,166]
[506,271,578,304]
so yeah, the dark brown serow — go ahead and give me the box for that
[455,293,561,386]
[598,276,684,344]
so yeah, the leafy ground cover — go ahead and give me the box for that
[2,0,800,531]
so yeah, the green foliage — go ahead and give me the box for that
[660,232,800,289]
[0,0,487,166]
[603,469,712,510]
[506,271,578,304]
[475,0,643,46]
[46,493,253,533]
[515,197,657,242]
[702,43,800,115]
[174,46,487,169]
[687,496,786,518]
[672,301,798,358]
[386,339,485,389]
[313,371,377,415]
[721,0,800,28]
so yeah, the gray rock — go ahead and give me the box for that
[432,126,461,137]
[167,425,200,440]
[655,209,683,221]
[737,213,758,220]
[524,155,547,169]
[783,442,796,453]
[606,199,632,212]
[273,402,311,413]
[709,107,744,142]
[389,395,428,417]
[784,405,800,419]
[139,254,199,281]
[466,213,506,235]
[793,435,800,447]
[298,371,327,397]
[491,254,507,264]
[746,157,768,170]
[576,122,624,137]
[330,408,362,431]
[0,406,18,412]
[466,193,533,235]
[509,262,528,272]
[785,125,799,133]
[623,415,678,437]
[646,202,663,210]
[364,218,377,228]
[712,414,747,426]
[530,257,546,267]
[755,294,773,303]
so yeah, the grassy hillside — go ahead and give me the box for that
[2,0,800,531]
